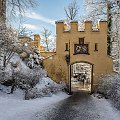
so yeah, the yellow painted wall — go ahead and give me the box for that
[41,52,56,57]
[43,54,68,83]
[19,34,46,52]
[43,20,113,91]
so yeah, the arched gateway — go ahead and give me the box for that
[70,61,93,93]
[42,20,113,93]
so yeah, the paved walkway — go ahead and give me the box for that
[71,81,91,92]
[33,91,120,120]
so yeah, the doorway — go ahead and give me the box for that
[70,62,93,92]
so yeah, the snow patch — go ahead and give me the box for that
[0,91,69,120]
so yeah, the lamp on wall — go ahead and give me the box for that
[65,54,70,65]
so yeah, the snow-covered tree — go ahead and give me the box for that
[85,0,120,54]
[27,47,43,69]
[0,24,42,87]
[0,23,17,71]
[97,73,120,109]
[0,0,37,70]
[84,0,120,72]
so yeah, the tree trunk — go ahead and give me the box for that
[0,0,6,22]
[107,1,112,55]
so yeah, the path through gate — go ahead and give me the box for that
[70,62,93,92]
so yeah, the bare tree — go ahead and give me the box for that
[9,0,36,17]
[64,0,79,21]
[0,0,37,22]
[41,27,53,52]
[18,26,34,37]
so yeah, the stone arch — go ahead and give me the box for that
[70,61,94,66]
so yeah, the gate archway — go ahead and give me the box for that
[70,61,93,93]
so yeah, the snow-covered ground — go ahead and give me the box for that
[0,71,69,120]
[0,90,69,120]
[0,87,120,120]
[91,95,120,120]
[0,52,69,120]
[0,54,119,120]
[31,93,120,120]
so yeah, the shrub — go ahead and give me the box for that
[97,73,120,110]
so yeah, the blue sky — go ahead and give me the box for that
[19,0,85,36]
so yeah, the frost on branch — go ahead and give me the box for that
[26,48,43,69]
[97,73,120,110]
[0,55,41,91]
[25,77,67,100]
[0,22,67,100]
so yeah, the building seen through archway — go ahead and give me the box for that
[71,62,92,92]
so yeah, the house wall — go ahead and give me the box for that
[40,52,56,57]
[19,34,46,52]
[42,21,113,91]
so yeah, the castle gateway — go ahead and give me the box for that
[43,21,113,93]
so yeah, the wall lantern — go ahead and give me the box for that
[65,54,70,65]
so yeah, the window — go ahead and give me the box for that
[74,38,89,55]
[65,43,68,51]
[95,43,98,51]
[79,38,84,44]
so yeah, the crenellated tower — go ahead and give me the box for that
[42,20,113,93]
[55,20,108,56]
[54,20,113,92]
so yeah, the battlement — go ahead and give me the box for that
[55,20,107,33]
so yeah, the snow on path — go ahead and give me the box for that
[91,95,120,120]
[31,93,120,120]
[0,92,69,120]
